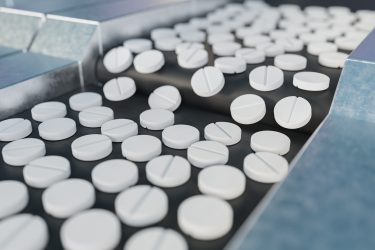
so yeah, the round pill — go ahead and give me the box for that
[125,227,188,250]
[148,85,181,111]
[134,50,165,74]
[293,71,330,91]
[230,94,266,124]
[318,52,348,68]
[235,48,265,64]
[187,140,229,168]
[101,119,138,142]
[212,42,241,56]
[179,30,206,43]
[103,77,136,101]
[124,38,152,53]
[115,185,168,227]
[274,96,312,129]
[2,138,46,166]
[61,209,121,250]
[146,155,191,188]
[151,28,176,40]
[69,92,102,111]
[31,101,67,122]
[0,214,48,250]
[103,46,133,74]
[42,178,95,218]
[214,57,246,74]
[92,159,138,193]
[274,54,307,71]
[198,165,245,200]
[162,124,200,149]
[307,42,337,56]
[335,37,362,51]
[276,37,303,52]
[23,156,71,188]
[71,134,112,161]
[243,35,271,47]
[251,130,291,155]
[178,195,233,240]
[235,27,261,39]
[244,152,289,183]
[38,117,76,141]
[249,65,284,91]
[0,181,28,219]
[0,118,32,141]
[256,42,285,57]
[207,32,234,44]
[121,135,161,162]
[177,48,208,69]
[191,66,225,97]
[175,42,204,54]
[299,33,326,44]
[140,109,174,130]
[204,121,241,146]
[79,106,114,128]
[155,37,182,51]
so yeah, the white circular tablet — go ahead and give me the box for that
[101,119,138,142]
[0,118,32,142]
[0,181,28,219]
[251,130,291,155]
[207,33,235,45]
[204,122,241,146]
[243,35,271,47]
[124,38,152,53]
[319,52,348,68]
[146,155,191,188]
[162,124,200,149]
[133,50,165,74]
[121,135,161,162]
[274,96,312,129]
[31,101,67,122]
[2,138,46,166]
[69,92,102,111]
[140,109,174,130]
[244,152,289,183]
[61,209,121,250]
[274,54,307,71]
[42,178,95,218]
[71,134,112,161]
[214,57,246,74]
[230,94,266,124]
[92,159,138,193]
[103,46,133,73]
[178,195,233,240]
[38,118,76,141]
[335,37,362,51]
[276,38,304,52]
[23,156,71,188]
[125,227,188,250]
[103,77,136,101]
[307,42,337,56]
[256,42,285,57]
[293,71,330,91]
[155,37,182,51]
[187,140,229,168]
[79,106,114,128]
[175,42,204,54]
[191,66,225,97]
[198,165,245,200]
[179,30,206,43]
[212,42,241,56]
[177,48,208,69]
[235,48,265,64]
[151,28,176,40]
[299,33,326,44]
[148,85,181,111]
[249,65,284,91]
[0,214,48,250]
[115,185,168,227]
